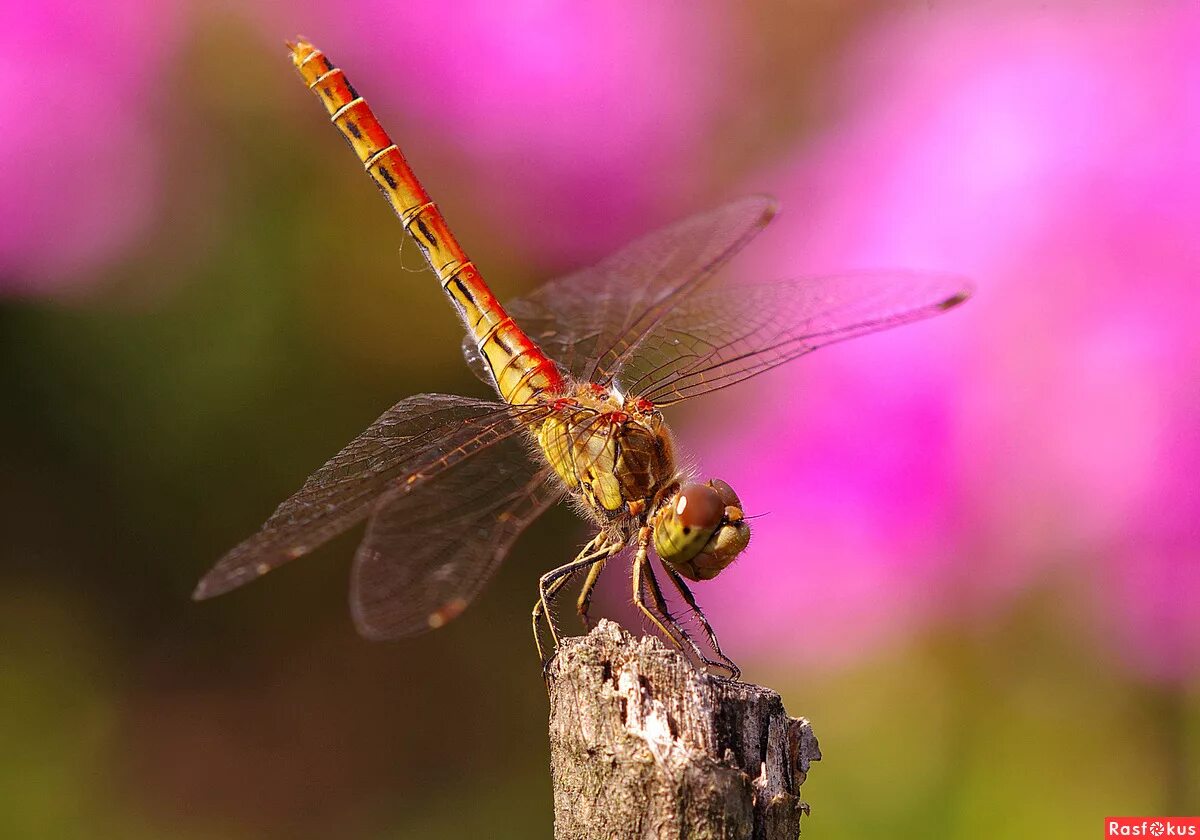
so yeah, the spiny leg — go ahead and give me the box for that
[534,572,575,648]
[638,552,695,656]
[540,535,610,639]
[575,559,606,631]
[631,530,686,653]
[532,573,575,669]
[533,541,598,662]
[643,563,738,679]
[532,535,612,666]
[662,565,741,680]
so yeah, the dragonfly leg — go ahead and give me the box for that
[540,535,601,644]
[631,530,687,653]
[639,554,697,656]
[662,565,741,680]
[532,535,613,669]
[535,568,582,653]
[575,559,606,631]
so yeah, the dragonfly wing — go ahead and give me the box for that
[193,394,547,600]
[459,196,778,386]
[616,272,971,406]
[352,434,562,639]
[461,335,497,390]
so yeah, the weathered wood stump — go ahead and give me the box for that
[547,620,820,839]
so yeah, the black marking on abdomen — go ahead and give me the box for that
[492,331,517,357]
[378,166,398,188]
[416,218,438,248]
[449,275,477,307]
[495,345,541,380]
[347,121,362,139]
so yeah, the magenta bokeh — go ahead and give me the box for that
[0,1,183,294]
[698,2,1199,679]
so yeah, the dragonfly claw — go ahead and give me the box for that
[705,659,741,681]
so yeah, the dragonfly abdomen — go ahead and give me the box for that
[444,277,566,405]
[289,41,564,406]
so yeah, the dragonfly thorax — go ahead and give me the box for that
[536,383,676,523]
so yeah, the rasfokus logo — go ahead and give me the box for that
[1107,818,1200,837]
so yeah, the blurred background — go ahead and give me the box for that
[1,1,1196,837]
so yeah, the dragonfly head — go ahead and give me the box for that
[654,479,750,581]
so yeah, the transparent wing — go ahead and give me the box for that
[351,433,563,639]
[193,394,549,600]
[462,196,778,387]
[616,272,971,406]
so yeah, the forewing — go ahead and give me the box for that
[461,196,778,386]
[193,394,547,599]
[616,272,971,406]
[351,433,562,639]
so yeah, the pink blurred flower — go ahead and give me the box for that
[698,2,1200,677]
[0,1,183,295]
[265,0,738,264]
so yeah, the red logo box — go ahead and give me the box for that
[1106,818,1200,837]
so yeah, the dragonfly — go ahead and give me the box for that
[193,40,970,678]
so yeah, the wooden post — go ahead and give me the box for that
[546,620,820,840]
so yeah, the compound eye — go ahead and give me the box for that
[707,478,742,509]
[675,484,724,531]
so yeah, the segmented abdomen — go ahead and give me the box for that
[288,41,565,406]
